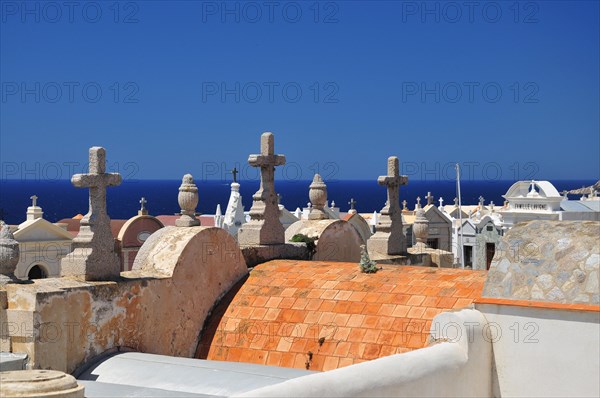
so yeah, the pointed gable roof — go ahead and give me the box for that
[14,218,73,242]
[423,204,453,225]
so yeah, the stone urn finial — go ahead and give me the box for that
[413,207,429,248]
[308,174,328,220]
[0,221,19,277]
[176,174,200,227]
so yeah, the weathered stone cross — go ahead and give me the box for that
[139,197,148,215]
[30,195,38,207]
[479,196,485,206]
[250,133,285,201]
[416,196,421,208]
[73,147,122,221]
[377,156,408,214]
[61,146,122,281]
[230,167,239,183]
[402,199,407,210]
[438,197,444,207]
[238,132,286,245]
[454,197,459,206]
[348,198,357,210]
[367,156,409,256]
[426,192,434,206]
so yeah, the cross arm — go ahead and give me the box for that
[72,173,122,188]
[248,154,286,167]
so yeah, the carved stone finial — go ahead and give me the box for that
[413,206,429,248]
[176,174,200,227]
[308,174,328,220]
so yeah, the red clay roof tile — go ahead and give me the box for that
[196,260,486,371]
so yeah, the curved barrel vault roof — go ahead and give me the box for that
[197,260,486,371]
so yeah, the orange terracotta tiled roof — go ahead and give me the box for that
[196,260,486,371]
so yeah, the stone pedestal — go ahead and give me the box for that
[0,370,85,398]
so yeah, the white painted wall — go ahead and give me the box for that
[477,303,600,398]
[15,241,72,279]
[236,309,492,398]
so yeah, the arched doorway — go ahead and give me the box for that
[28,265,48,280]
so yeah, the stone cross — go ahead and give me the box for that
[479,196,485,207]
[367,156,409,256]
[238,132,286,245]
[230,167,239,183]
[74,148,122,219]
[454,197,459,206]
[348,198,357,210]
[139,197,148,216]
[376,157,408,219]
[30,195,38,207]
[416,196,421,208]
[426,192,434,206]
[61,147,122,281]
[402,199,407,210]
[438,197,444,207]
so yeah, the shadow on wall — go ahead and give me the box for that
[196,275,249,360]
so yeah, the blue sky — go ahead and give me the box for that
[1,0,599,181]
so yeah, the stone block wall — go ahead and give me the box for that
[483,220,600,304]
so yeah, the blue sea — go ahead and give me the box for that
[0,179,595,225]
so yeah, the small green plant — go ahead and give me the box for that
[290,234,317,258]
[359,245,379,273]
